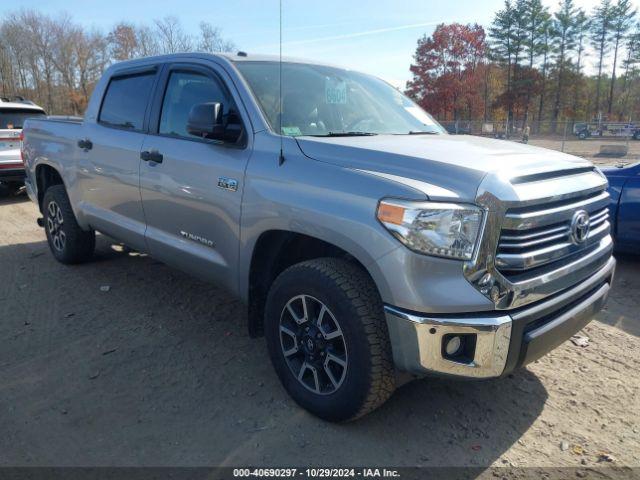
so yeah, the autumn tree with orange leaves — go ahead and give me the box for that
[406,23,487,121]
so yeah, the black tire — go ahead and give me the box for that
[265,258,395,422]
[43,184,95,264]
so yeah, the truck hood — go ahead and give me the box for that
[295,134,592,201]
[601,161,640,177]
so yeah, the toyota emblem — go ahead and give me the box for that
[571,210,590,244]
[306,338,315,351]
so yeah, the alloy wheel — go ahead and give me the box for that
[46,200,66,252]
[279,294,348,395]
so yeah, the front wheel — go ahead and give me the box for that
[264,258,395,422]
[43,185,95,264]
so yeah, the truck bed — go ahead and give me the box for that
[22,116,85,187]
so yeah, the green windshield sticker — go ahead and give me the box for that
[281,126,303,136]
[325,77,347,104]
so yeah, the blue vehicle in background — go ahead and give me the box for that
[603,162,640,253]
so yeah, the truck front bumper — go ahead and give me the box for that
[384,256,615,378]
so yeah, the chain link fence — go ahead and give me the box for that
[438,120,640,167]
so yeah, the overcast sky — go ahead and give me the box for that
[5,0,640,87]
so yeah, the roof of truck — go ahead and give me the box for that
[0,99,44,111]
[219,52,322,64]
[109,52,346,71]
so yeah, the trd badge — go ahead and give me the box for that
[217,177,238,192]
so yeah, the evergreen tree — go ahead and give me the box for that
[607,0,636,116]
[537,15,553,127]
[572,10,590,118]
[522,0,551,126]
[489,0,526,130]
[512,0,529,67]
[551,0,578,132]
[620,22,640,117]
[590,0,614,119]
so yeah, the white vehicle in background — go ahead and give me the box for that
[573,121,640,140]
[0,96,46,195]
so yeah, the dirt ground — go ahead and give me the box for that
[515,137,640,167]
[1,190,639,471]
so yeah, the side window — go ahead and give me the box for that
[159,71,232,139]
[99,72,155,130]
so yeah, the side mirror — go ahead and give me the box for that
[187,102,243,144]
[187,102,224,139]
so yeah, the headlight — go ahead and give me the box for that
[377,199,484,260]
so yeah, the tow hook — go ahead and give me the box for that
[36,217,44,228]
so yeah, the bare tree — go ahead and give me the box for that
[0,42,12,96]
[50,15,82,114]
[76,29,109,109]
[0,20,30,95]
[19,10,58,112]
[197,22,236,52]
[135,25,160,57]
[0,9,232,115]
[107,23,138,61]
[154,16,192,54]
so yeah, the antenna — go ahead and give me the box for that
[278,0,285,166]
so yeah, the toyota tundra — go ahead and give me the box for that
[21,53,616,421]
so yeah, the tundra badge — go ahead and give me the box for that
[180,231,215,248]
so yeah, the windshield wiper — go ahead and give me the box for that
[311,131,378,137]
[407,130,438,135]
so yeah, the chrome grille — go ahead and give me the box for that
[496,189,611,276]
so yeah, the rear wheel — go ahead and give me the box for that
[265,258,395,422]
[43,185,95,264]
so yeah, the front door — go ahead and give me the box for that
[139,62,251,292]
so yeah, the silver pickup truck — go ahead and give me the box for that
[22,53,615,421]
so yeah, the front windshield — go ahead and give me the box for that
[235,61,445,137]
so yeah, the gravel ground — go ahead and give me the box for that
[510,137,640,167]
[1,190,639,470]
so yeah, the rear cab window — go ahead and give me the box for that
[0,108,46,130]
[99,71,156,131]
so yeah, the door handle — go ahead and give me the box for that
[140,150,163,163]
[77,138,93,151]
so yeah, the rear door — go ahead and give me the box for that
[79,66,160,251]
[139,61,252,291]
